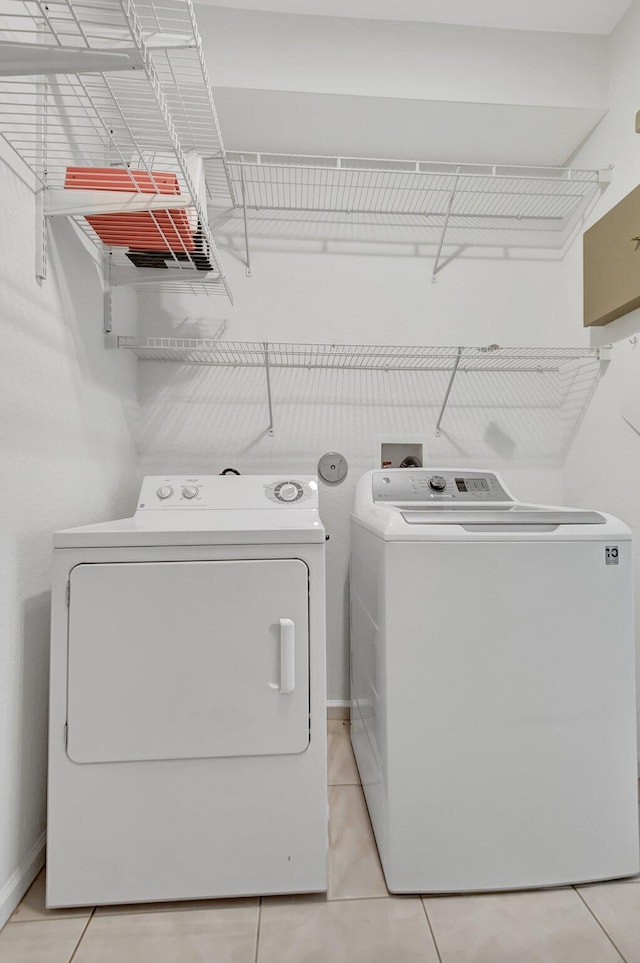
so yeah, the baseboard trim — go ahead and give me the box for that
[0,832,45,930]
[327,700,350,720]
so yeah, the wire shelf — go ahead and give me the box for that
[0,0,232,299]
[216,153,603,261]
[121,338,601,443]
[117,338,600,372]
[223,153,600,222]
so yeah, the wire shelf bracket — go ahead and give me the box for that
[263,341,274,435]
[435,346,463,434]
[103,251,113,335]
[239,154,252,276]
[34,54,47,280]
[432,167,461,283]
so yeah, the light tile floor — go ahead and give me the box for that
[1,719,639,962]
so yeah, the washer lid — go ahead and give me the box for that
[352,469,629,541]
[401,506,606,526]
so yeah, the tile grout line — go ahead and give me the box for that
[573,886,629,963]
[66,907,96,963]
[420,898,444,963]
[326,894,390,902]
[9,913,94,925]
[253,896,262,963]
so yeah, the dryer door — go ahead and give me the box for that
[66,559,310,763]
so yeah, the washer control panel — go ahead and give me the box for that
[372,469,511,503]
[138,475,318,510]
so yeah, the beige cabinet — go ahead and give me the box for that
[584,185,640,326]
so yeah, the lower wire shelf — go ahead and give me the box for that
[115,337,601,371]
[115,337,603,440]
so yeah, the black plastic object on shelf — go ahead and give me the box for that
[125,222,214,272]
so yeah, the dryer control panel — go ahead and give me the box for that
[137,475,318,510]
[372,469,512,503]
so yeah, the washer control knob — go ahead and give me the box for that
[182,486,198,500]
[429,475,447,492]
[156,485,174,500]
[278,482,299,502]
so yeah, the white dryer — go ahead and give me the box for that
[47,475,327,907]
[350,468,638,893]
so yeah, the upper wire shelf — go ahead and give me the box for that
[222,153,601,225]
[0,0,232,299]
[117,338,601,372]
[215,152,605,275]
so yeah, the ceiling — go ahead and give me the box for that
[200,0,633,35]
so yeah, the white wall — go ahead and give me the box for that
[203,0,631,36]
[560,0,640,745]
[136,245,578,702]
[197,6,608,110]
[0,150,140,925]
[199,5,608,165]
[212,87,603,167]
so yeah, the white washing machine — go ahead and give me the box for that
[47,474,327,908]
[350,468,639,893]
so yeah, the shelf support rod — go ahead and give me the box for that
[34,25,47,280]
[103,252,112,336]
[264,342,274,435]
[240,156,251,277]
[435,347,463,435]
[432,166,461,283]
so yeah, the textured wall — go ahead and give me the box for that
[0,148,140,924]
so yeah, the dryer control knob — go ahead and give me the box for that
[278,483,300,502]
[156,485,174,500]
[182,486,198,500]
[429,475,447,492]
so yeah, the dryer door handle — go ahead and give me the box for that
[278,618,296,694]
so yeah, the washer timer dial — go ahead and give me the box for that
[428,475,447,492]
[156,485,174,500]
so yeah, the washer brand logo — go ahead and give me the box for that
[605,546,620,565]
